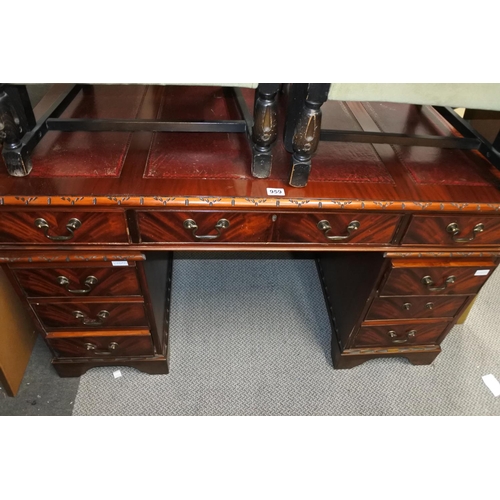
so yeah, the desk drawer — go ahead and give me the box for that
[0,211,129,244]
[32,301,149,330]
[137,211,273,243]
[275,212,401,244]
[402,215,500,246]
[353,321,449,348]
[380,262,495,296]
[366,296,468,320]
[46,331,154,358]
[13,264,142,298]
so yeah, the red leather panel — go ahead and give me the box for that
[30,85,147,177]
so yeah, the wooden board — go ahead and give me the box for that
[0,267,37,396]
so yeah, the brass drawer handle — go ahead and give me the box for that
[34,217,82,241]
[84,341,119,355]
[446,222,484,243]
[317,220,360,241]
[183,218,230,240]
[421,275,455,292]
[404,302,434,311]
[57,275,98,294]
[73,309,109,326]
[388,329,416,344]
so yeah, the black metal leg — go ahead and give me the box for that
[289,83,330,188]
[0,84,36,176]
[251,83,280,178]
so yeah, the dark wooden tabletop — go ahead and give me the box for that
[1,84,500,208]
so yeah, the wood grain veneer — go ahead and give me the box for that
[366,295,469,320]
[353,321,450,348]
[137,211,275,244]
[276,212,401,244]
[32,301,148,329]
[46,330,154,357]
[13,264,141,298]
[380,263,496,296]
[402,215,500,246]
[0,210,129,244]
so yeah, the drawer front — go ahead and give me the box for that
[137,211,273,243]
[14,265,142,298]
[353,321,449,348]
[0,211,129,244]
[366,296,468,320]
[380,265,495,296]
[47,331,154,358]
[32,301,149,330]
[276,213,401,244]
[402,215,500,246]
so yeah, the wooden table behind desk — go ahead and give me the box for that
[0,267,37,397]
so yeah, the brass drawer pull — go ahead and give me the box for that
[317,220,360,241]
[421,275,455,292]
[404,302,434,311]
[73,309,109,326]
[446,222,484,243]
[34,217,82,241]
[84,341,119,355]
[57,275,98,294]
[388,329,416,344]
[183,218,230,240]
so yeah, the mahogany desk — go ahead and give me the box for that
[1,85,500,376]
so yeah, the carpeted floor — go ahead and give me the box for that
[0,336,79,416]
[73,253,500,416]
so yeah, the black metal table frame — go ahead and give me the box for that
[1,83,499,187]
[0,83,281,178]
[283,83,500,187]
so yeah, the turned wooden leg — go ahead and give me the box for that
[289,83,330,188]
[251,83,280,179]
[0,84,36,176]
[284,83,308,153]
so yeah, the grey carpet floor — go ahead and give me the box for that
[73,253,500,416]
[0,336,79,416]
